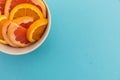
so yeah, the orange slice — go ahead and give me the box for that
[0,15,8,44]
[2,21,18,47]
[7,23,30,47]
[27,19,48,42]
[13,16,34,28]
[5,0,46,17]
[9,3,44,20]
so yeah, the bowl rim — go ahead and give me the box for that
[0,0,51,55]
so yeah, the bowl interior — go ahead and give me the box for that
[0,1,51,55]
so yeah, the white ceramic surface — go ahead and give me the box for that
[0,1,51,55]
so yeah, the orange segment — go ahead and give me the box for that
[9,3,44,20]
[27,19,48,42]
[0,15,8,44]
[32,25,46,40]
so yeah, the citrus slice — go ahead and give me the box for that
[9,3,44,20]
[5,0,46,17]
[0,15,8,44]
[27,19,48,42]
[0,0,6,15]
[2,21,18,47]
[13,16,34,28]
[7,22,30,47]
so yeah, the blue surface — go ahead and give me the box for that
[1,0,120,80]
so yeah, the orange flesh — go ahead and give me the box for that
[12,8,40,20]
[32,25,46,40]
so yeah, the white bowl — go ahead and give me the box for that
[0,1,51,55]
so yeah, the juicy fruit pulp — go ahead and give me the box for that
[0,0,48,48]
[8,23,30,47]
[27,19,48,42]
[9,3,44,20]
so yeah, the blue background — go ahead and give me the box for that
[1,0,120,80]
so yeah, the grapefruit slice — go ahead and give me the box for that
[2,21,18,47]
[9,3,43,20]
[27,19,48,42]
[5,0,46,17]
[7,22,30,47]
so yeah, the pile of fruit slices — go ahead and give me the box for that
[0,0,48,47]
